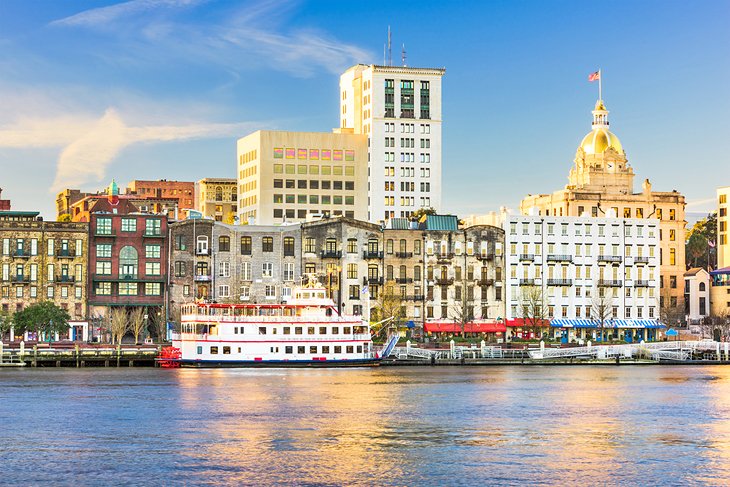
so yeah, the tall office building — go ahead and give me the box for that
[340,64,445,222]
[718,186,729,269]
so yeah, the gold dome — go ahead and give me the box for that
[580,128,623,155]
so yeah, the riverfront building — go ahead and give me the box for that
[520,99,686,315]
[711,186,730,316]
[504,214,662,342]
[0,210,89,339]
[340,64,445,222]
[195,178,238,222]
[236,130,368,225]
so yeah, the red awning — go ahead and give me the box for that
[424,321,506,333]
[505,318,551,328]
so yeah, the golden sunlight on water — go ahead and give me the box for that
[4,366,730,486]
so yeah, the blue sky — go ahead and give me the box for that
[0,0,728,220]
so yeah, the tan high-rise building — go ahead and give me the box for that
[236,130,368,225]
[520,99,686,313]
[195,178,238,222]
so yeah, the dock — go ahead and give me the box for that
[0,343,160,368]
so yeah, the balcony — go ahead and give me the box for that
[320,250,342,259]
[13,250,31,259]
[477,278,494,286]
[598,279,623,287]
[598,255,622,264]
[194,274,212,282]
[362,250,383,259]
[143,232,164,239]
[196,248,210,256]
[56,250,76,259]
[635,256,650,264]
[476,253,494,261]
[547,278,573,286]
[406,294,425,301]
[57,275,76,283]
[547,254,573,262]
[12,275,30,283]
[519,278,535,286]
[435,252,454,262]
[519,254,535,262]
[395,251,413,258]
[435,277,454,286]
[362,276,383,285]
[395,277,413,284]
[634,280,651,287]
[94,231,115,238]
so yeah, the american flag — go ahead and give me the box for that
[588,71,600,82]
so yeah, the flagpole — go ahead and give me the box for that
[599,69,602,101]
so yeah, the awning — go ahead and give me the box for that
[549,318,666,329]
[424,321,507,333]
[505,318,551,328]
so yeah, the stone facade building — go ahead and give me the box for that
[195,178,238,222]
[168,220,302,320]
[1,210,89,339]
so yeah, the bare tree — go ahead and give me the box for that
[591,288,615,342]
[660,288,684,330]
[110,308,129,345]
[372,280,406,335]
[150,306,169,343]
[520,285,548,340]
[449,286,474,336]
[710,309,730,341]
[129,307,147,345]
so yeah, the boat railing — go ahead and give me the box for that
[180,314,360,323]
[175,332,372,342]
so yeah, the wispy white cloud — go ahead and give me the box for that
[686,197,716,209]
[0,107,262,192]
[51,0,206,28]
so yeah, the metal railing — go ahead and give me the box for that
[598,255,622,263]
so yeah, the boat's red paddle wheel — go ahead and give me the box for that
[157,346,182,368]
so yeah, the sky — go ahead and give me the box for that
[0,0,728,221]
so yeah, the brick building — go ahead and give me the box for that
[0,188,11,211]
[127,179,195,217]
[87,197,168,324]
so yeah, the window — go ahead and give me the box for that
[145,219,161,236]
[119,246,138,279]
[96,217,112,235]
[119,283,138,296]
[96,244,112,258]
[262,237,274,252]
[121,218,137,232]
[347,238,357,254]
[283,237,295,256]
[262,262,273,278]
[145,244,161,259]
[218,261,230,277]
[95,282,111,295]
[96,261,112,275]
[219,236,230,252]
[175,235,186,251]
[240,236,252,255]
[145,262,161,276]
[145,283,161,296]
[174,261,186,277]
[284,262,294,281]
[218,285,230,298]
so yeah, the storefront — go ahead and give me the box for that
[550,318,666,343]
[424,320,506,341]
[505,318,551,341]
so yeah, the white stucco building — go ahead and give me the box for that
[504,214,663,342]
[339,64,445,223]
[684,267,710,326]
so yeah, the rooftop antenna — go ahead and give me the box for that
[388,25,392,66]
[401,43,407,67]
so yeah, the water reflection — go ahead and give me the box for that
[3,366,730,485]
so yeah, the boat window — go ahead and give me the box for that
[223,346,231,354]
[196,346,202,354]
[234,327,238,334]
[346,346,354,353]
[295,327,302,335]
[210,346,218,354]
[285,346,293,354]
[258,327,266,335]
[307,327,315,335]
[334,346,342,354]
[298,346,305,354]
[322,346,330,353]
[310,346,317,354]
[319,327,327,334]
[237,347,241,353]
[343,327,351,335]
[332,327,339,335]
[283,327,291,335]
[271,328,277,334]
[357,346,362,354]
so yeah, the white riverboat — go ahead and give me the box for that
[169,278,398,367]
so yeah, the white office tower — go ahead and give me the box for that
[340,64,445,223]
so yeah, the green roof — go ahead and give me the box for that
[425,215,459,231]
[388,218,411,230]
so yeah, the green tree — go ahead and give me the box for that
[0,311,13,339]
[412,207,437,220]
[58,214,72,222]
[13,301,71,342]
[686,212,718,270]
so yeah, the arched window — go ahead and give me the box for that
[700,282,706,292]
[119,246,138,279]
[218,236,230,252]
[215,186,223,202]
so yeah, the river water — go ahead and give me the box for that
[2,365,730,486]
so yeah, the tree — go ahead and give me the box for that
[372,281,406,334]
[129,307,147,345]
[709,310,730,341]
[685,212,718,270]
[58,214,72,222]
[150,306,169,343]
[450,286,474,336]
[591,288,615,342]
[0,311,13,340]
[13,301,70,342]
[412,207,436,220]
[224,211,236,225]
[110,308,129,345]
[520,285,548,340]
[660,288,684,330]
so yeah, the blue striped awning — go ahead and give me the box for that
[550,319,666,329]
